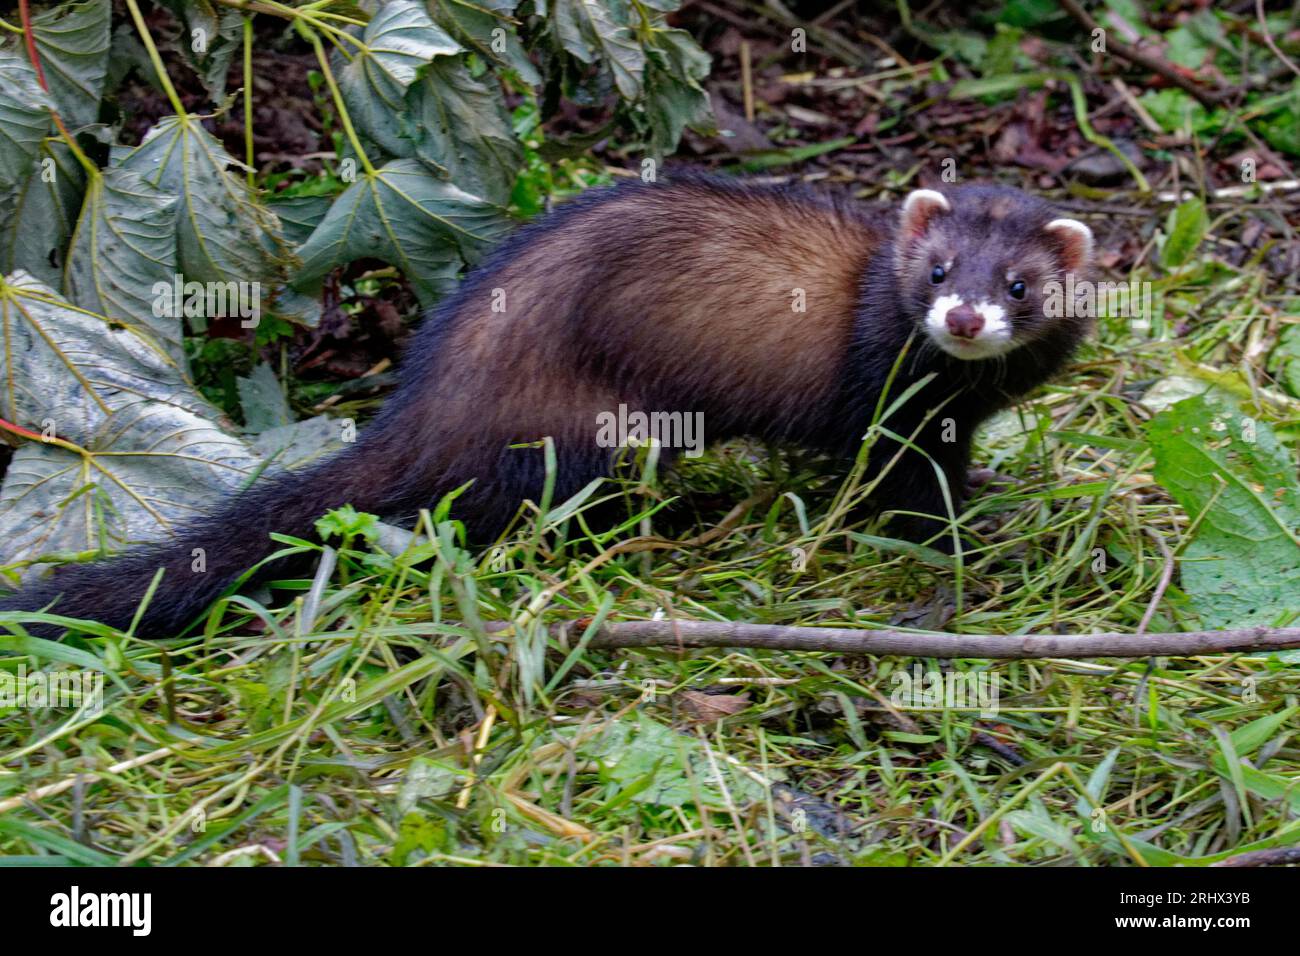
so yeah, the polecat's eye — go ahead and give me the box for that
[1008,280,1026,300]
[930,265,946,284]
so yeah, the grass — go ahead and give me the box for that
[3,186,1300,866]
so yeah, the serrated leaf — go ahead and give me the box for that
[1149,393,1300,628]
[347,0,460,88]
[552,0,645,99]
[194,10,245,103]
[338,0,461,156]
[156,0,244,100]
[643,28,712,155]
[267,284,321,328]
[251,415,346,471]
[62,165,182,358]
[236,362,293,433]
[266,193,334,246]
[293,159,512,305]
[0,272,209,445]
[400,57,523,205]
[0,140,85,287]
[158,0,220,42]
[29,0,111,131]
[0,52,53,191]
[119,115,295,314]
[1161,197,1207,268]
[0,399,261,565]
[428,0,540,85]
[648,26,710,90]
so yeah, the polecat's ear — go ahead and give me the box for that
[1044,218,1094,274]
[899,189,950,241]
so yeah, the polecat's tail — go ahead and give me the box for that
[0,438,429,638]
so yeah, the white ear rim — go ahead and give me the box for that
[903,189,951,217]
[1045,218,1094,263]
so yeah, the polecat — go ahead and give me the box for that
[0,176,1094,637]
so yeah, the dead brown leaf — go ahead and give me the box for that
[678,690,750,722]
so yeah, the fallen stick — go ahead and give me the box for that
[1211,846,1300,867]
[1058,0,1228,109]
[566,620,1300,659]
[1155,179,1300,203]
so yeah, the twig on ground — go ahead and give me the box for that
[1255,0,1300,80]
[1156,179,1300,202]
[569,619,1300,659]
[1210,846,1300,867]
[1058,0,1228,109]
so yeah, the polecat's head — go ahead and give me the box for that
[894,185,1094,361]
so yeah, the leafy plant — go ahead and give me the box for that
[1148,393,1300,629]
[0,0,712,569]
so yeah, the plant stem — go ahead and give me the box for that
[243,15,256,189]
[18,0,48,90]
[0,415,91,458]
[123,0,188,118]
[300,21,376,177]
[17,0,98,177]
[214,0,367,47]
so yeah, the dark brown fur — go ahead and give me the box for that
[0,176,1092,637]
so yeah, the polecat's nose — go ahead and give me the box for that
[945,303,984,339]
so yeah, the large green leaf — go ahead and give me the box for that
[0,272,203,444]
[0,398,261,565]
[552,0,645,99]
[643,28,712,155]
[293,159,512,305]
[266,193,334,247]
[337,0,461,157]
[62,165,182,358]
[428,0,540,85]
[0,276,324,570]
[118,115,308,324]
[400,57,523,205]
[1149,393,1300,628]
[29,0,111,131]
[0,140,85,288]
[0,52,53,191]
